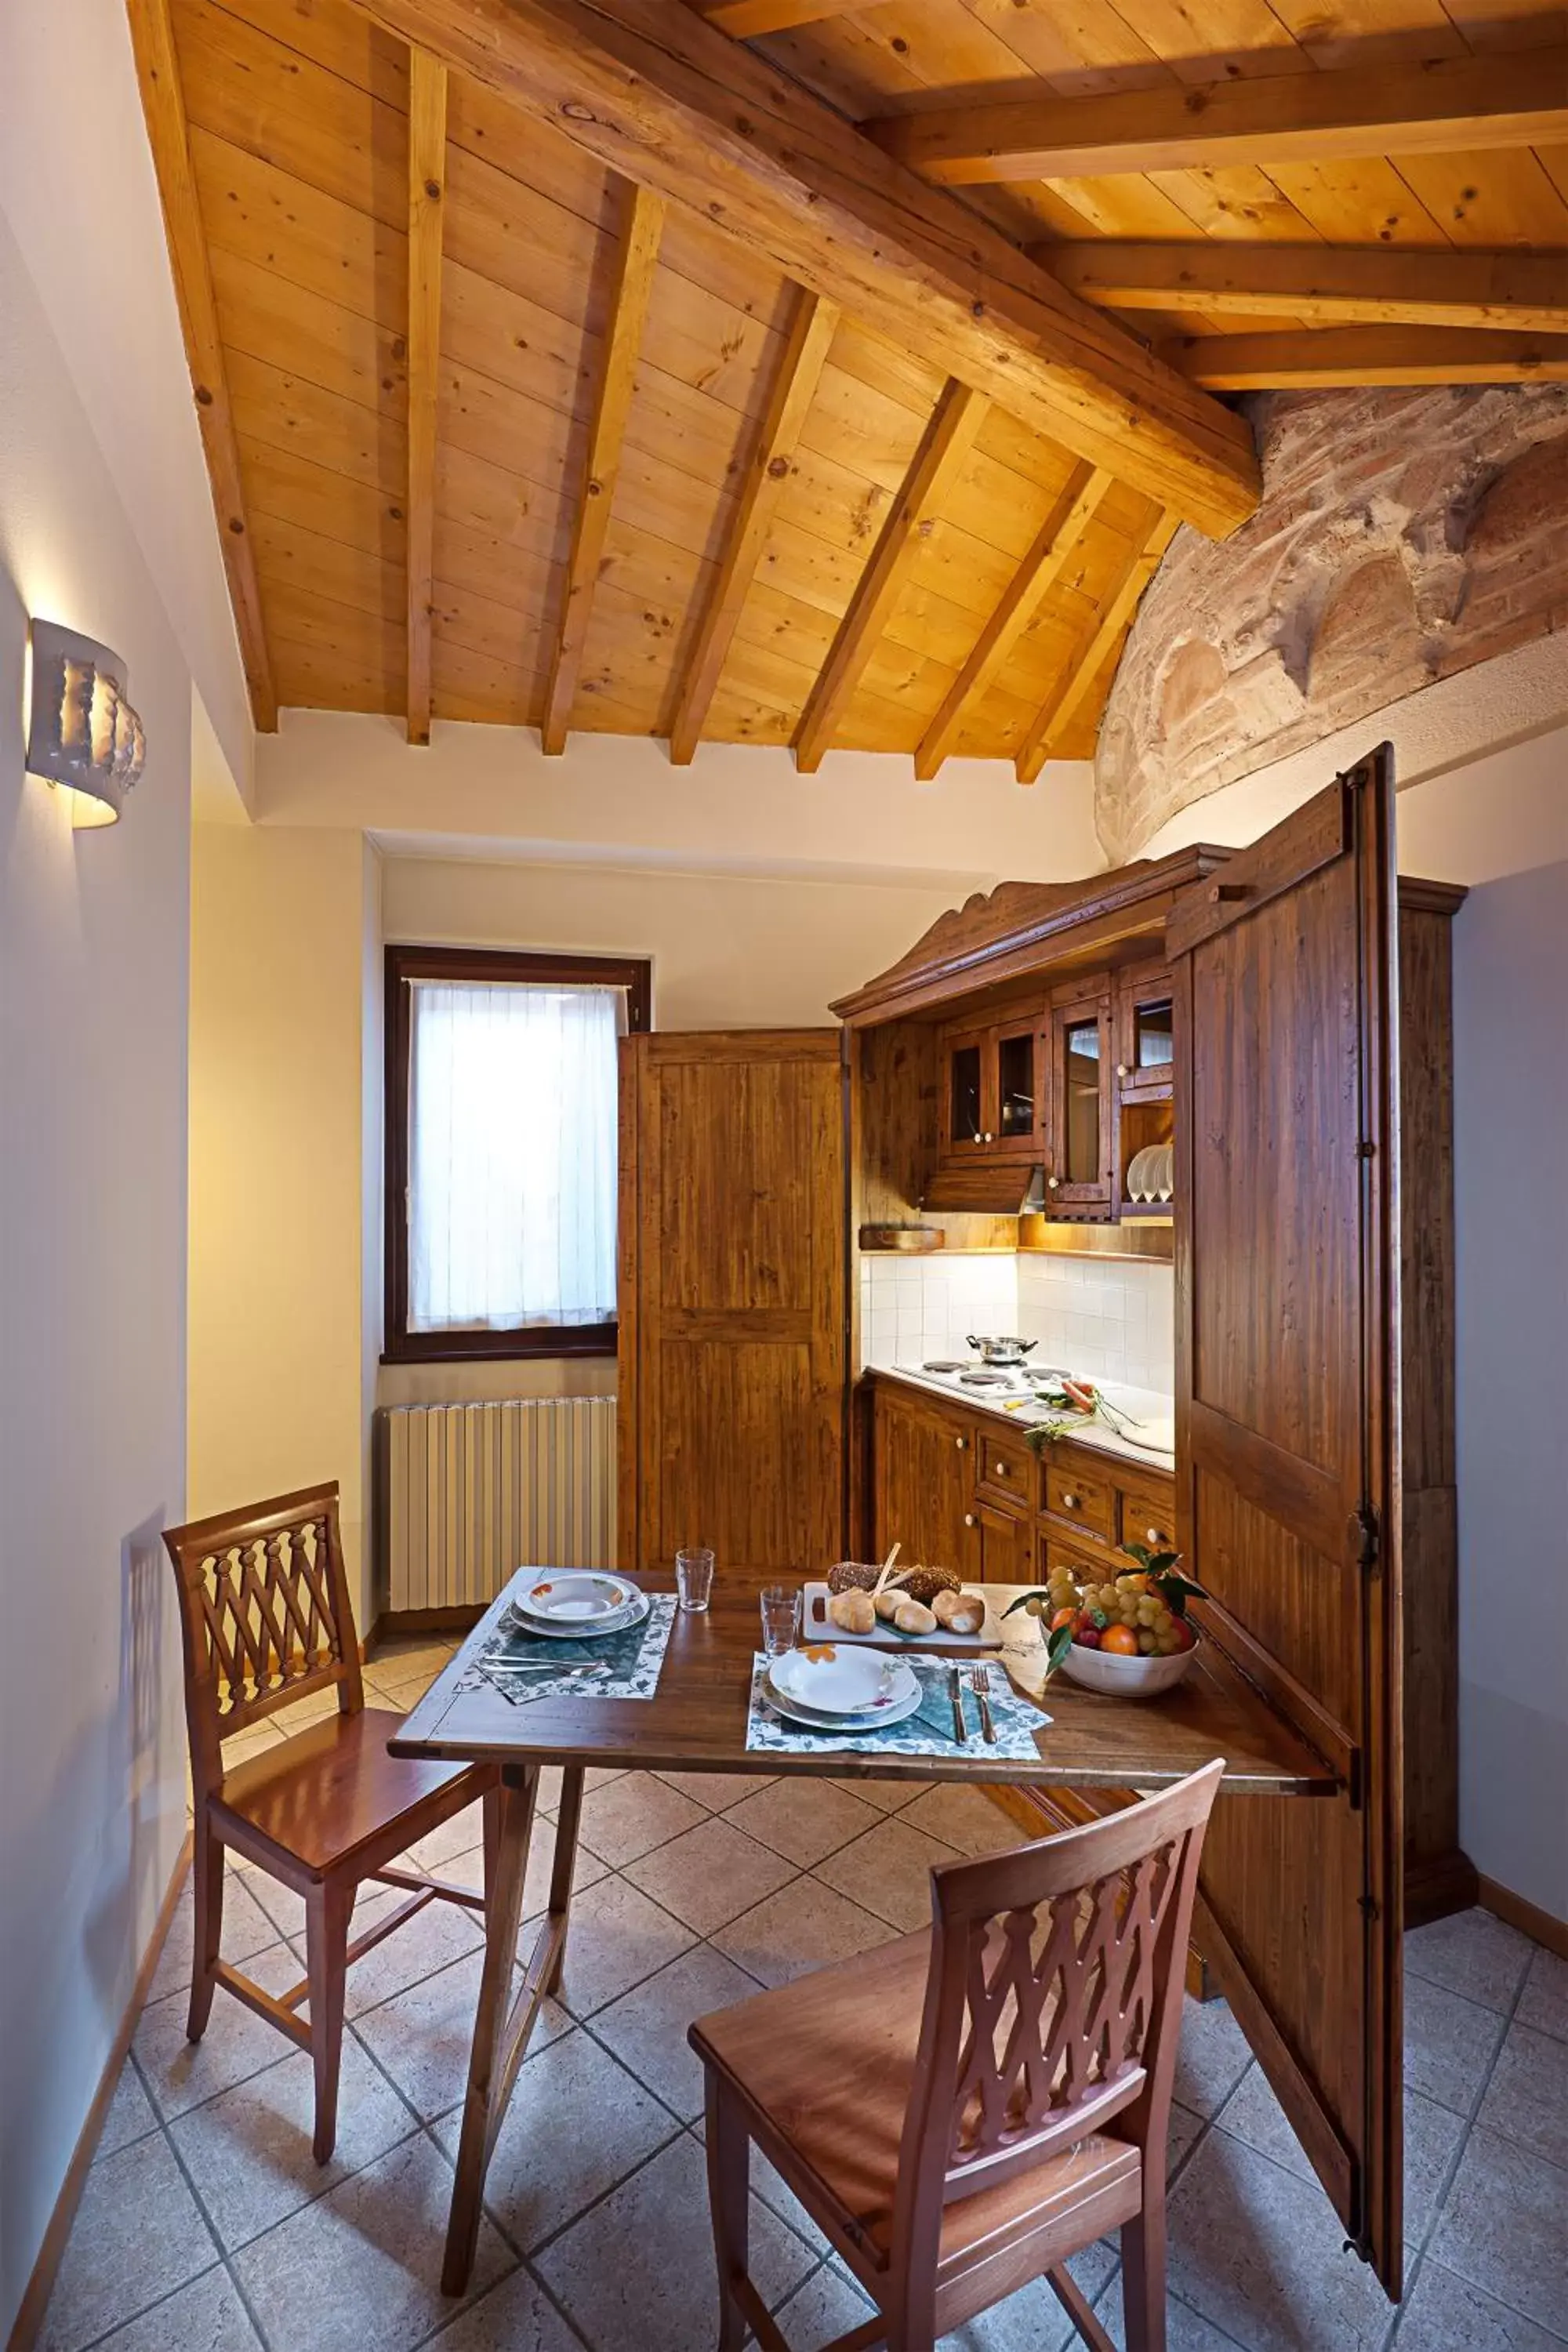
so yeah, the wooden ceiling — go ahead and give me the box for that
[128,0,1568,775]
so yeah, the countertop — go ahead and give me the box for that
[866,1362,1177,1475]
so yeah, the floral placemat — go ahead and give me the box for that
[460,1595,677,1707]
[744,1653,1049,1760]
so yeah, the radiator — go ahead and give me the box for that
[378,1398,617,1612]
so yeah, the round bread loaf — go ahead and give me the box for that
[826,1559,961,1606]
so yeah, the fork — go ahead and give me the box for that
[968,1663,997,1745]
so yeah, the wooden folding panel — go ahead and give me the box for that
[619,1032,848,1575]
[1167,748,1404,2294]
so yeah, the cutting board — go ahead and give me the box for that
[801,1581,1006,1652]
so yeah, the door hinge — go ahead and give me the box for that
[1356,1139,1376,1160]
[1350,1504,1380,1573]
[1359,1893,1381,1922]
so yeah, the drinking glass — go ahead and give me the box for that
[759,1584,801,1657]
[676,1547,715,1613]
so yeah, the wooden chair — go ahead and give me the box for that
[689,1759,1224,2352]
[163,1480,499,2161]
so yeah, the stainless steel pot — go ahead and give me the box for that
[965,1334,1037,1366]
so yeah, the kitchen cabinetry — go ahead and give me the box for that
[833,750,1472,2296]
[868,1374,1175,1599]
[938,1014,1039,1160]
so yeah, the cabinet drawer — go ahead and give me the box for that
[1041,1456,1117,1544]
[1120,1478,1177,1556]
[975,1425,1033,1512]
[1040,1533,1113,1589]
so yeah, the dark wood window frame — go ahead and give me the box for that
[383,944,652,1365]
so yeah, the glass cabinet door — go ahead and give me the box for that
[1045,991,1113,1212]
[996,1025,1036,1146]
[1116,967,1175,1099]
[946,1034,986,1149]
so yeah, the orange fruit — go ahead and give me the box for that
[1100,1624,1138,1656]
[1050,1606,1078,1632]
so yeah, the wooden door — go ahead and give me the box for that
[870,1388,981,1578]
[975,1502,1033,1584]
[1167,749,1404,2295]
[619,1032,848,1575]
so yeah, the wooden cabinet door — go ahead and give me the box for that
[871,1388,981,1577]
[1167,749,1404,2295]
[619,1032,847,1575]
[976,1501,1033,1584]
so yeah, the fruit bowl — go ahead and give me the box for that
[1056,1634,1199,1697]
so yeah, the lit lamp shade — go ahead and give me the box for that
[26,619,147,828]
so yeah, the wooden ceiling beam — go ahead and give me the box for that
[1164,326,1568,390]
[541,180,665,757]
[915,462,1114,782]
[343,0,1260,538]
[698,0,861,31]
[1044,243,1568,336]
[795,380,989,774]
[869,46,1568,186]
[125,0,278,731]
[405,48,447,746]
[669,288,840,767]
[1016,509,1178,786]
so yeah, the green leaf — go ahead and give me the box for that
[1153,1572,1206,1617]
[1044,1622,1075,1678]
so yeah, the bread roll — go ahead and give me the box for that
[827,1558,960,1606]
[893,1597,937,1636]
[873,1586,906,1623]
[826,1589,876,1635]
[933,1589,985,1636]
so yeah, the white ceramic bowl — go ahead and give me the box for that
[1057,1633,1199,1697]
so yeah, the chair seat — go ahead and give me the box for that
[213,1707,482,1881]
[690,1928,1142,2273]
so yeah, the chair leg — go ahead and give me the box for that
[187,1820,224,2042]
[1121,2189,1169,2352]
[704,2074,751,2352]
[303,1878,353,2165]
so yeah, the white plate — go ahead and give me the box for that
[768,1647,918,1718]
[514,1571,637,1624]
[503,1587,648,1642]
[765,1680,924,1736]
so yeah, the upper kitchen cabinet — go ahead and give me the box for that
[937,1011,1041,1160]
[1044,981,1115,1218]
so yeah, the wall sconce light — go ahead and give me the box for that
[25,619,147,829]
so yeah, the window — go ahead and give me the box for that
[384,947,651,1361]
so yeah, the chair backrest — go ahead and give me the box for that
[162,1482,365,1796]
[891,1761,1224,2269]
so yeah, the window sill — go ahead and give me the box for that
[382,1324,619,1366]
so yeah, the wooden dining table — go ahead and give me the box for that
[390,1565,1332,2294]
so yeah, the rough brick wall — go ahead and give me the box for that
[1095,384,1568,861]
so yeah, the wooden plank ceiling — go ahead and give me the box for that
[129,0,1568,772]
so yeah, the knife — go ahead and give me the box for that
[949,1664,968,1746]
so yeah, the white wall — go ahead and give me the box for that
[0,220,193,2336]
[187,826,379,1621]
[859,1254,1175,1394]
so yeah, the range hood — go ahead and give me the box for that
[920,1163,1045,1215]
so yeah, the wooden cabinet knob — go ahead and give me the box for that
[1047,1176,1060,1190]
[954,1435,967,1450]
[1116,1062,1129,1078]
[994,1461,1009,1478]
[1062,1491,1080,1509]
[1147,1525,1164,1544]
[964,1512,977,1528]
[983,1131,995,1143]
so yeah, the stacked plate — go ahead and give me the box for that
[503,1571,648,1641]
[765,1646,922,1733]
[1126,1143,1174,1202]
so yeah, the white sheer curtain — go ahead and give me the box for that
[408,982,622,1333]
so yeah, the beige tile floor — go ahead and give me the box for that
[38,1637,1568,2352]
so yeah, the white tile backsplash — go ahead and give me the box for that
[860,1251,1173,1395]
